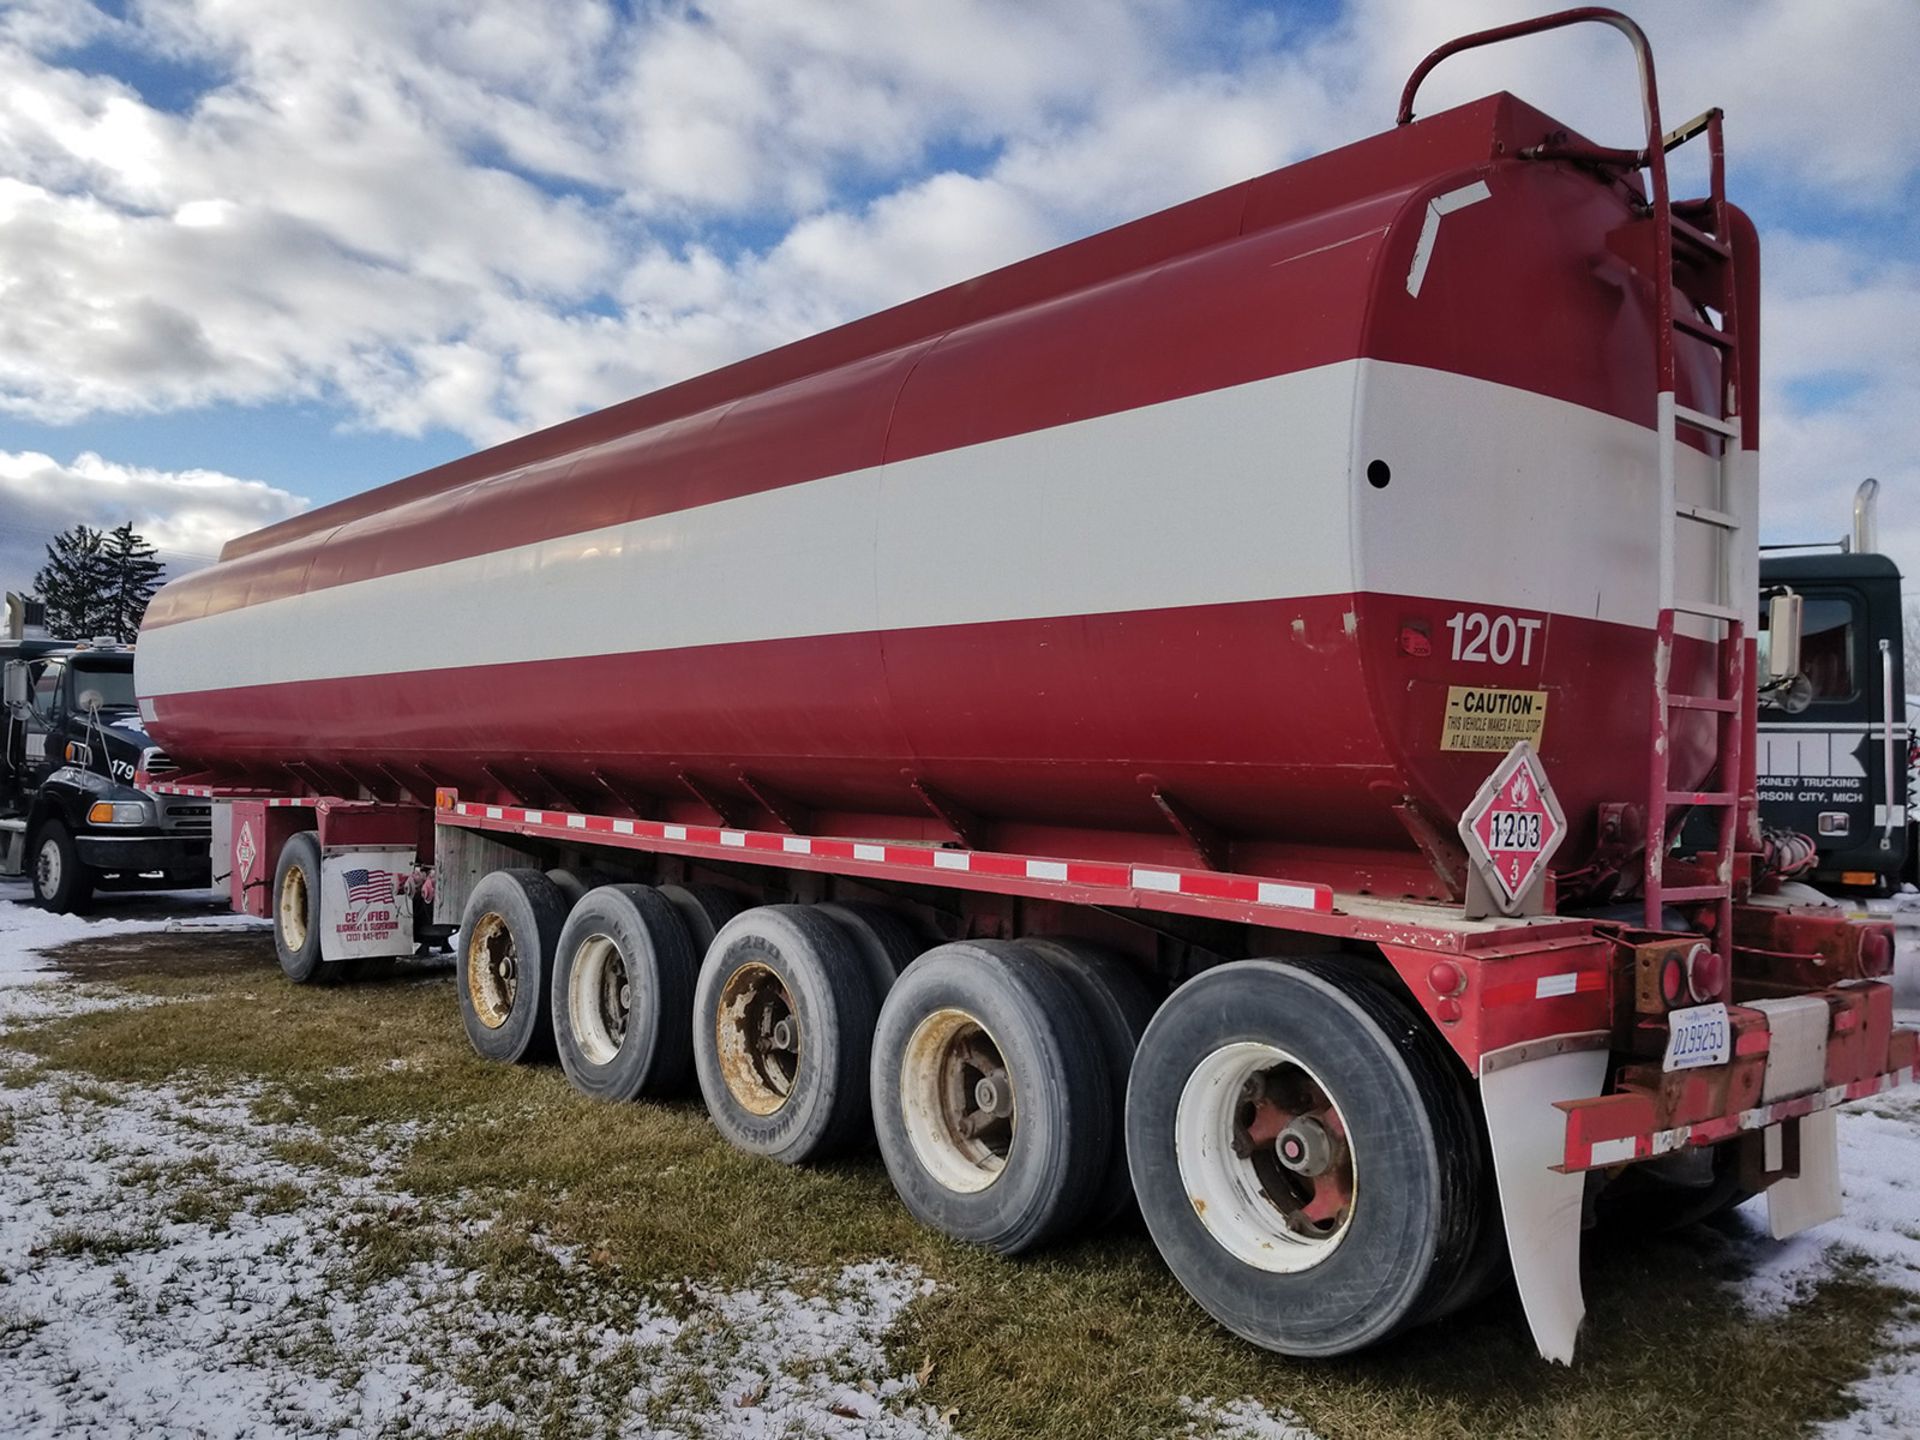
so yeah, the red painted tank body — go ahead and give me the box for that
[136,92,1758,901]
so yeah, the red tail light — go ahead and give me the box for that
[1659,953,1686,1007]
[1685,942,1726,1003]
[1860,925,1895,978]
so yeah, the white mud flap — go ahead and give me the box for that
[1767,1109,1842,1240]
[319,846,416,962]
[1480,1042,1609,1364]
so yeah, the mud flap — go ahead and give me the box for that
[1767,1108,1842,1240]
[1479,1043,1609,1364]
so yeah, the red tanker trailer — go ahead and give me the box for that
[131,10,1913,1363]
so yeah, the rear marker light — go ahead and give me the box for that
[1660,953,1686,1008]
[1685,942,1725,1003]
[1860,926,1895,978]
[1426,961,1465,997]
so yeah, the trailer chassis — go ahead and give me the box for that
[154,773,1914,1362]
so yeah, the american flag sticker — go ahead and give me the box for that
[341,867,394,907]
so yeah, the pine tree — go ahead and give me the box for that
[32,524,115,639]
[103,522,166,641]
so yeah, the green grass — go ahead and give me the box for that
[7,928,1909,1439]
[37,1224,164,1261]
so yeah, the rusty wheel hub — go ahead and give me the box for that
[467,912,519,1030]
[901,1008,1015,1194]
[715,962,799,1115]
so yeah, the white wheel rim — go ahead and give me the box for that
[900,1007,1015,1194]
[37,837,61,895]
[568,933,629,1065]
[1174,1041,1356,1273]
[278,864,308,950]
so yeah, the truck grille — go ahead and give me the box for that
[160,800,212,835]
[141,746,178,778]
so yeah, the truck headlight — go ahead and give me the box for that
[87,801,151,826]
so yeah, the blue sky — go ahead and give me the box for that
[1,0,1916,590]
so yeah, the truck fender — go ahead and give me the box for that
[1478,1038,1609,1364]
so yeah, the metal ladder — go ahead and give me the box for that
[1639,108,1749,958]
[1397,10,1754,956]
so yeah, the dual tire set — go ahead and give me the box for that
[440,868,1496,1355]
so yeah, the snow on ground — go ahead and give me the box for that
[0,883,963,1437]
[1728,917,1920,1437]
[0,877,264,1022]
[1730,1085,1920,1438]
[0,1066,952,1438]
[3,881,1912,1436]
[1179,1396,1322,1439]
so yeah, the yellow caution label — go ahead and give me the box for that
[1441,686,1549,752]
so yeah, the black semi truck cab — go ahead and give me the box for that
[1757,480,1911,893]
[1,643,213,911]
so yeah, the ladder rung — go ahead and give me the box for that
[1676,503,1738,530]
[1665,791,1735,807]
[1669,215,1731,260]
[1656,884,1732,905]
[1662,112,1718,153]
[1673,404,1739,439]
[1666,693,1740,714]
[1669,599,1746,623]
[1673,311,1733,349]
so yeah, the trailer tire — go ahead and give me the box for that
[29,819,94,914]
[659,884,746,956]
[458,868,568,1064]
[552,885,698,1101]
[693,905,880,1163]
[272,831,346,985]
[545,869,588,909]
[1017,937,1158,1227]
[1125,958,1485,1357]
[872,940,1111,1254]
[815,902,921,996]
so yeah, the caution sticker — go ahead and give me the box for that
[1441,686,1549,752]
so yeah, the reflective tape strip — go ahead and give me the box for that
[1565,1059,1917,1171]
[1485,969,1606,1007]
[438,798,1333,914]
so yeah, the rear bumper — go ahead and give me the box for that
[1557,979,1918,1172]
[75,831,211,876]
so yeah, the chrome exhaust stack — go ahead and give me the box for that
[1851,476,1881,554]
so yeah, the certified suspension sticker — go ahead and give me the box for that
[1440,686,1549,752]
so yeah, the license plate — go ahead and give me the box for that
[1663,1002,1731,1072]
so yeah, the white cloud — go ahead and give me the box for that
[0,0,1913,595]
[0,449,308,594]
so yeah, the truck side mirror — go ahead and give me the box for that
[2,661,26,713]
[1766,590,1803,682]
[77,688,106,715]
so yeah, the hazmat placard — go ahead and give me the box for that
[1457,740,1567,916]
[1440,686,1549,752]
